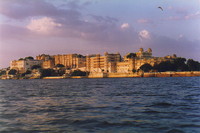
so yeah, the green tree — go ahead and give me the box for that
[24,56,34,60]
[187,59,200,71]
[41,69,55,77]
[0,70,6,76]
[126,53,136,59]
[139,63,153,72]
[21,70,32,77]
[71,70,87,76]
[8,69,17,75]
[31,65,41,70]
[18,58,24,60]
[173,57,188,71]
[77,54,85,58]
[55,64,65,68]
[153,61,176,72]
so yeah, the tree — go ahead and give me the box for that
[8,69,17,75]
[77,54,85,58]
[139,63,153,72]
[126,53,136,59]
[132,69,137,73]
[153,61,176,72]
[187,59,200,71]
[173,57,188,71]
[55,64,65,68]
[24,56,34,60]
[41,69,55,77]
[31,65,41,70]
[0,70,6,76]
[21,70,32,77]
[71,70,87,76]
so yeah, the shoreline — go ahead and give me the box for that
[42,71,200,79]
[1,71,200,80]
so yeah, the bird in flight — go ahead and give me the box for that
[158,6,163,11]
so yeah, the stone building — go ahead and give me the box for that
[136,48,152,58]
[116,48,177,72]
[10,59,42,72]
[116,59,135,73]
[86,52,121,73]
[36,54,55,69]
[53,54,86,69]
[36,54,86,70]
[22,48,177,74]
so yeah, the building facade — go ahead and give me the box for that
[36,54,55,69]
[116,48,177,72]
[86,52,121,72]
[36,54,86,70]
[10,48,177,74]
[10,59,42,72]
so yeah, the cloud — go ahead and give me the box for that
[178,34,184,39]
[27,17,62,34]
[165,16,182,21]
[0,24,31,40]
[90,15,118,23]
[0,0,81,19]
[149,35,200,61]
[139,30,151,40]
[167,6,189,15]
[64,0,92,10]
[184,11,200,20]
[165,5,200,21]
[120,23,130,29]
[0,0,199,65]
[137,19,153,24]
[165,11,200,21]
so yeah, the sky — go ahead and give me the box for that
[0,0,200,68]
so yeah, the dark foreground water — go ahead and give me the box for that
[0,77,200,133]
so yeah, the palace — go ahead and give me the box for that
[10,59,42,72]
[10,48,177,74]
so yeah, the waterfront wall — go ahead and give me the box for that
[143,71,200,77]
[107,73,140,78]
[43,76,65,79]
[87,71,200,78]
[88,72,107,78]
[2,71,199,79]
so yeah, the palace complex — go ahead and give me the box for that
[10,48,177,74]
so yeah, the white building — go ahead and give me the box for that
[10,59,42,72]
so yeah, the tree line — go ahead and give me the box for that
[139,58,200,72]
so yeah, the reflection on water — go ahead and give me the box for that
[0,77,200,133]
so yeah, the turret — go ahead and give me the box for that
[147,48,152,53]
[139,48,144,52]
[104,52,108,56]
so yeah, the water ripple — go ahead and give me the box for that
[0,77,200,133]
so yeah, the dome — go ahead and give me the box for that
[139,48,144,52]
[147,48,152,53]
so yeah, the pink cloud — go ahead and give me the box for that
[139,30,151,40]
[0,24,31,40]
[137,19,153,25]
[165,16,182,21]
[120,23,130,29]
[184,11,200,20]
[137,19,148,23]
[27,17,62,34]
[165,11,200,21]
[0,0,81,19]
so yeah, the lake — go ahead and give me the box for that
[0,77,200,133]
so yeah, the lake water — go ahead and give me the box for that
[0,77,200,133]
